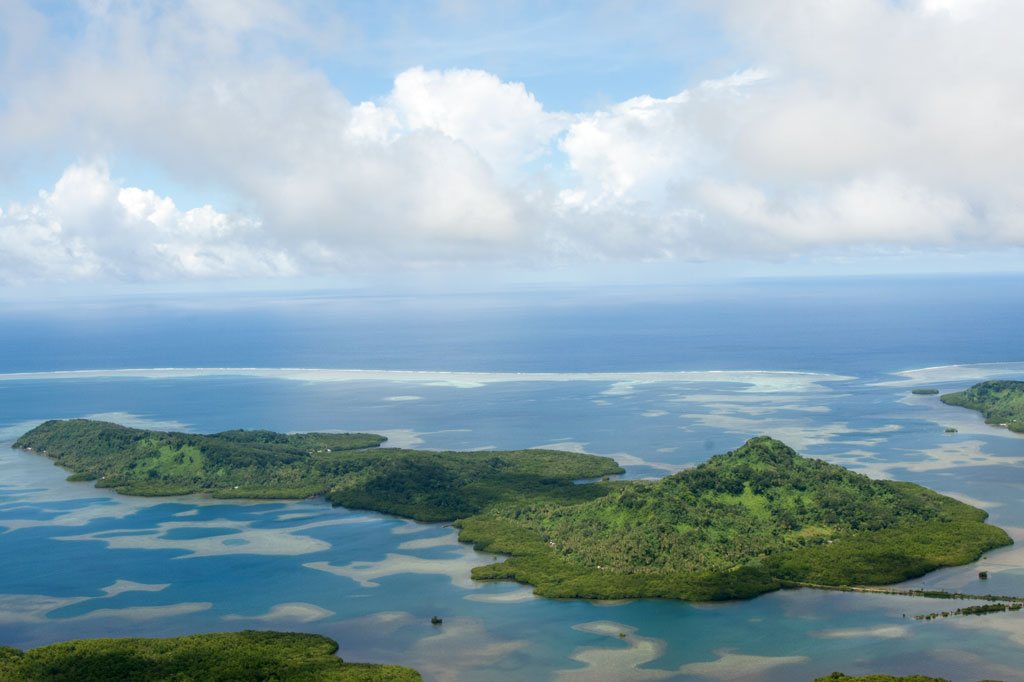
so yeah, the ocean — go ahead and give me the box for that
[1,274,1023,681]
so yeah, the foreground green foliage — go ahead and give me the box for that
[13,420,623,521]
[812,674,1002,682]
[941,380,1024,433]
[458,437,1011,600]
[0,631,421,682]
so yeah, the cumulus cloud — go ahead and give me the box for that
[0,162,294,284]
[388,66,569,173]
[0,0,1022,283]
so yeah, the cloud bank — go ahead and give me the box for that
[1,0,1021,283]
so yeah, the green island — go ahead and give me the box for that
[13,421,1012,601]
[458,436,1010,599]
[911,388,940,395]
[0,630,421,682]
[13,419,624,522]
[812,675,1002,682]
[941,380,1024,433]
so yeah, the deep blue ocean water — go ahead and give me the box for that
[1,275,1024,681]
[2,275,1022,375]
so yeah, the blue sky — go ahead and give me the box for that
[1,0,1022,292]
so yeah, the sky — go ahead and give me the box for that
[1,0,1022,293]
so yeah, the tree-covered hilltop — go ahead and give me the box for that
[811,671,1003,675]
[941,380,1024,433]
[12,419,624,521]
[0,630,421,682]
[457,437,1011,600]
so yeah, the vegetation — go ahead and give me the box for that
[914,601,1023,620]
[13,420,623,522]
[0,630,421,681]
[812,675,1003,682]
[911,389,940,395]
[458,437,1011,600]
[13,422,1010,601]
[941,380,1024,433]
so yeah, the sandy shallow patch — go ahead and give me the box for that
[364,428,425,448]
[0,498,153,532]
[554,622,804,682]
[554,621,672,682]
[391,520,431,535]
[101,580,170,597]
[335,611,417,636]
[811,624,911,639]
[679,413,861,453]
[53,516,376,558]
[676,648,808,680]
[224,602,334,623]
[83,412,192,431]
[951,613,1024,647]
[305,550,494,589]
[398,530,460,551]
[0,594,90,624]
[849,440,1024,480]
[68,602,212,621]
[464,587,537,603]
[410,617,529,682]
[0,579,178,624]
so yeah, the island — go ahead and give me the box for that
[911,388,940,395]
[13,419,625,522]
[941,380,1024,433]
[13,421,1011,601]
[815,671,999,675]
[0,630,421,681]
[458,436,1010,599]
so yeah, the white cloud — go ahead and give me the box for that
[388,66,568,173]
[0,0,1023,283]
[695,173,975,251]
[0,162,294,284]
[559,69,769,208]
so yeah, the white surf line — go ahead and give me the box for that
[873,362,1024,386]
[0,367,854,392]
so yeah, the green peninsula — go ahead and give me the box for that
[941,380,1024,433]
[13,421,1010,601]
[0,630,421,682]
[13,419,624,522]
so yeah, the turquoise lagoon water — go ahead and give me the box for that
[2,278,1024,681]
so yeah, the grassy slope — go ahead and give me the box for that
[458,437,1011,600]
[0,631,421,682]
[941,380,1024,433]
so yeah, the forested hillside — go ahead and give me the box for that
[459,437,1011,599]
[0,630,421,681]
[13,419,624,521]
[941,380,1024,433]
